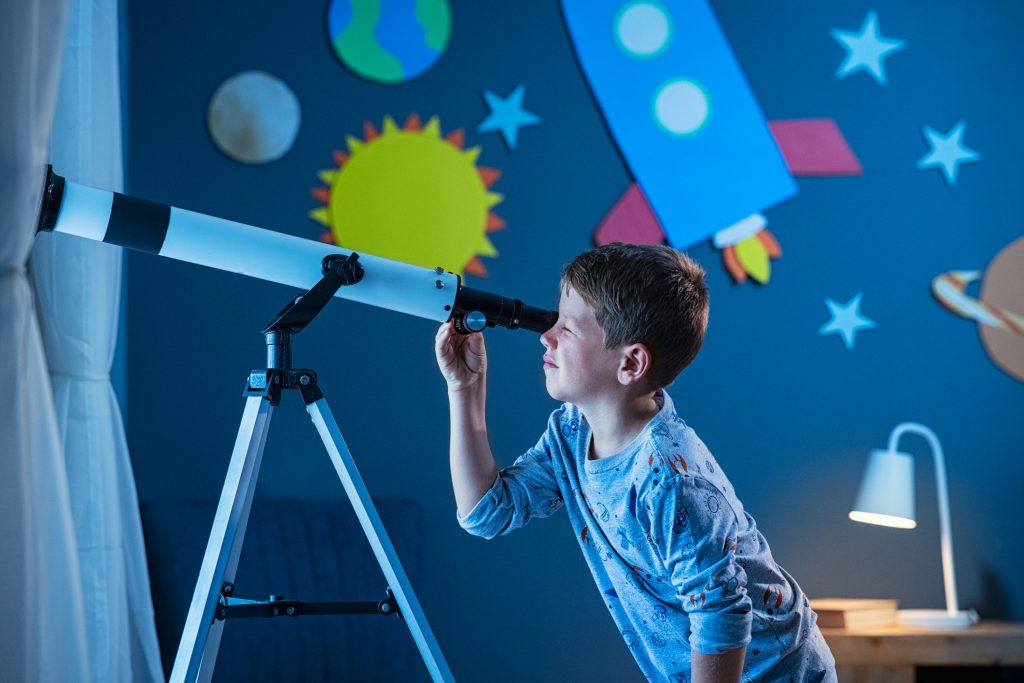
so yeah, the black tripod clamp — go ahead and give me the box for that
[261,252,364,340]
[247,253,365,406]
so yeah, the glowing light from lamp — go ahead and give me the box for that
[849,448,915,528]
[848,511,916,529]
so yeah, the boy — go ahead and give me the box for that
[434,244,835,682]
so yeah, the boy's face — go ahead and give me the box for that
[540,285,624,404]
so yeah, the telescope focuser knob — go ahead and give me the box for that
[454,310,487,334]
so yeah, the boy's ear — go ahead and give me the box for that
[618,343,653,386]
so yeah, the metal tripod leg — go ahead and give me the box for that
[170,395,273,683]
[306,397,456,683]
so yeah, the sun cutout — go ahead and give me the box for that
[310,114,504,276]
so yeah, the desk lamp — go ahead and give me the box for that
[849,422,975,628]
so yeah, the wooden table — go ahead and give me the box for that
[821,621,1024,683]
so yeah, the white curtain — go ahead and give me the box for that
[29,0,165,681]
[0,0,91,681]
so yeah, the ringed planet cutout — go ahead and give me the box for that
[931,236,1024,382]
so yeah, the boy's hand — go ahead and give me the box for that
[435,321,487,392]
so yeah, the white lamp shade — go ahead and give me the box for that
[849,449,916,529]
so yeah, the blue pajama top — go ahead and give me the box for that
[458,391,836,682]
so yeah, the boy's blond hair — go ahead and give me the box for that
[561,243,709,390]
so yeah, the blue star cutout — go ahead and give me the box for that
[831,11,906,85]
[818,293,876,351]
[477,84,541,150]
[916,121,982,187]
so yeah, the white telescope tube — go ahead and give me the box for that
[37,168,556,332]
[37,167,459,322]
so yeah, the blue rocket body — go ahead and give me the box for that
[561,0,796,248]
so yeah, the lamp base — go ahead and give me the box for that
[897,608,976,629]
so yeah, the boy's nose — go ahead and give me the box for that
[540,329,553,350]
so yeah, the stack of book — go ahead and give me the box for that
[810,598,899,629]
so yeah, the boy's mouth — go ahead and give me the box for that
[543,355,558,369]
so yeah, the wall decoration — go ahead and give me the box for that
[327,0,451,84]
[476,85,541,150]
[713,214,780,285]
[562,0,795,284]
[768,119,862,177]
[594,184,664,247]
[309,114,503,276]
[916,121,982,187]
[614,1,672,59]
[830,10,905,86]
[592,183,786,283]
[591,115,863,280]
[818,292,877,350]
[931,236,1024,382]
[206,71,301,164]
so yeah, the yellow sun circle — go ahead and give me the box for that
[310,114,504,276]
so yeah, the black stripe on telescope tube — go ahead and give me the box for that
[103,193,171,254]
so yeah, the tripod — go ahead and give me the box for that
[169,253,454,683]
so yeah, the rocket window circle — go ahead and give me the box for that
[614,2,672,58]
[653,78,711,136]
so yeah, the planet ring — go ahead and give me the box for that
[931,270,1024,335]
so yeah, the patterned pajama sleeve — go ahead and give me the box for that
[457,432,564,539]
[641,475,753,655]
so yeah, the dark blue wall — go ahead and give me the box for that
[125,1,1024,680]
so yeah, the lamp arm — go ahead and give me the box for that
[889,422,959,615]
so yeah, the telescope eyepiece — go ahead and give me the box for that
[452,285,557,335]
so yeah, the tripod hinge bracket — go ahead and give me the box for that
[244,369,323,405]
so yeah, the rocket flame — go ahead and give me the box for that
[722,228,782,284]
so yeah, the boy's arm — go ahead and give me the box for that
[448,382,498,517]
[435,322,497,516]
[641,476,752,663]
[692,647,746,683]
[435,322,563,536]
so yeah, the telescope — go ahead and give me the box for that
[34,165,558,682]
[35,165,557,336]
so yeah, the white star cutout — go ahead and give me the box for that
[832,11,906,85]
[819,293,876,351]
[916,121,982,187]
